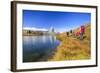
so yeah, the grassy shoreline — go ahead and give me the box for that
[49,24,91,61]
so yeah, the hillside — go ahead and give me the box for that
[49,24,91,61]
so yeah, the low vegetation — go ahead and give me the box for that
[48,24,91,61]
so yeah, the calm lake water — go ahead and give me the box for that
[23,35,60,62]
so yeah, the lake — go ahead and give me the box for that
[23,35,60,62]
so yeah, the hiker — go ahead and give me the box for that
[80,25,85,40]
[73,32,75,37]
[70,30,72,34]
[76,31,80,36]
[70,30,73,36]
[75,31,80,39]
[66,32,69,36]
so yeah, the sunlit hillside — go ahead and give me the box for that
[49,24,91,61]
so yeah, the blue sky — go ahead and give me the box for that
[23,10,91,32]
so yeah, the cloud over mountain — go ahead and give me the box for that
[23,27,48,31]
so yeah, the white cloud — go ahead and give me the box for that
[23,27,48,31]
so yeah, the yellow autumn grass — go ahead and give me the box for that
[48,24,91,61]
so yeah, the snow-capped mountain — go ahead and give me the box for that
[23,27,48,31]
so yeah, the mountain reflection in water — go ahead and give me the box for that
[23,35,60,62]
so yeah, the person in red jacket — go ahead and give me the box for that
[76,31,80,36]
[80,25,85,40]
[81,25,85,34]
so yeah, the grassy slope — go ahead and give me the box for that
[49,24,91,61]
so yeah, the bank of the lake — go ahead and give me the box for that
[23,35,60,62]
[49,24,91,61]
